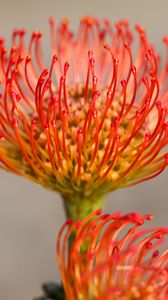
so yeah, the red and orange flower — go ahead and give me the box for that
[0,17,168,219]
[57,210,168,300]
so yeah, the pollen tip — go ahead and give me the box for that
[17,55,24,64]
[164,153,168,163]
[156,100,161,108]
[101,213,110,220]
[104,43,110,50]
[2,47,7,54]
[12,119,19,127]
[111,212,122,219]
[31,119,37,127]
[75,220,81,229]
[124,42,129,49]
[114,58,119,65]
[64,62,70,73]
[38,31,43,37]
[163,36,168,44]
[77,128,83,135]
[144,132,151,141]
[145,97,150,106]
[121,79,127,87]
[156,233,164,239]
[26,55,31,63]
[163,122,168,129]
[153,250,159,258]
[103,18,110,26]
[51,119,56,127]
[0,37,5,44]
[44,122,49,130]
[61,18,69,27]
[82,16,93,27]
[20,28,26,36]
[135,24,145,34]
[66,218,73,225]
[10,91,17,100]
[146,241,152,249]
[49,17,55,26]
[95,209,102,215]
[128,212,144,224]
[52,54,57,62]
[142,76,148,84]
[60,75,65,83]
[131,65,136,74]
[144,214,153,221]
[93,90,100,98]
[42,69,49,77]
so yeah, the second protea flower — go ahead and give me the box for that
[0,17,168,219]
[57,211,168,300]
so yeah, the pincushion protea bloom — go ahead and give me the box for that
[0,17,168,219]
[57,210,168,300]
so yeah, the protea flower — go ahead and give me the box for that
[57,210,168,300]
[0,17,168,220]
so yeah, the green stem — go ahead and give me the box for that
[62,195,105,221]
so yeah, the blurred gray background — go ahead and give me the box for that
[0,0,168,299]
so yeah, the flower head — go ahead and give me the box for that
[0,18,168,218]
[57,210,168,300]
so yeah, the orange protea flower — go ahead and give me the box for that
[0,18,168,219]
[57,210,168,300]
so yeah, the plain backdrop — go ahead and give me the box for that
[0,0,168,299]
